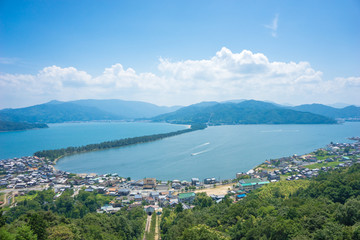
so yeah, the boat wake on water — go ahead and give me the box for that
[191,142,210,150]
[191,149,211,156]
[190,142,211,156]
[260,129,300,133]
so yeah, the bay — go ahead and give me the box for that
[56,122,360,181]
[0,122,187,160]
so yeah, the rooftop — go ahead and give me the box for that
[178,192,196,199]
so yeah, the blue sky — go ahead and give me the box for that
[0,0,359,108]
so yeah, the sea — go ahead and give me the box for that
[1,122,359,180]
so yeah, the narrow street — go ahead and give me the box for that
[0,191,17,207]
[143,215,152,240]
[0,192,9,207]
[155,215,160,240]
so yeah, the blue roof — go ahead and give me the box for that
[237,194,246,198]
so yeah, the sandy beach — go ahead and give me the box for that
[194,183,234,195]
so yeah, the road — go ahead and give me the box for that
[72,186,81,197]
[0,185,48,194]
[0,185,48,207]
[143,215,152,240]
[0,192,16,207]
[0,192,9,207]
[155,215,160,240]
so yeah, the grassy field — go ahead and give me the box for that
[305,161,342,169]
[14,191,38,202]
[254,179,310,200]
[255,164,279,171]
[0,192,5,202]
[315,154,337,160]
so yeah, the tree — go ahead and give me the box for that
[353,225,360,240]
[16,225,37,240]
[193,193,213,209]
[336,197,360,226]
[47,225,74,240]
[181,224,229,240]
[175,203,183,213]
[344,146,351,154]
[0,228,15,240]
[0,208,5,228]
[28,213,47,240]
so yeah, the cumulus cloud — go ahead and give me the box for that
[0,47,359,108]
[334,77,360,87]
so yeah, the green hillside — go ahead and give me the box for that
[160,164,360,239]
[0,99,181,126]
[290,104,360,119]
[2,164,359,239]
[152,100,337,124]
[71,99,181,119]
[0,121,48,131]
[0,101,121,123]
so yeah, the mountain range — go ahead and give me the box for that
[69,99,181,119]
[151,100,337,124]
[0,99,180,124]
[289,104,360,119]
[1,99,359,131]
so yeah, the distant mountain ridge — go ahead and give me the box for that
[70,99,181,119]
[2,99,358,126]
[0,101,120,123]
[0,99,181,124]
[151,100,337,124]
[289,104,360,119]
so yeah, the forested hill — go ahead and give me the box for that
[289,103,360,119]
[160,164,360,239]
[0,101,121,123]
[0,120,48,131]
[70,99,181,119]
[152,100,337,124]
[0,99,181,124]
[2,99,354,126]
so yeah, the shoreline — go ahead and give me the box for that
[1,137,358,195]
[0,126,49,133]
[56,137,360,182]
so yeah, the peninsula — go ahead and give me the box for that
[34,123,207,162]
[0,120,48,132]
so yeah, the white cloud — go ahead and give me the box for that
[0,57,18,65]
[0,47,359,108]
[265,14,279,37]
[334,77,360,87]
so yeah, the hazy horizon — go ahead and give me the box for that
[0,98,358,111]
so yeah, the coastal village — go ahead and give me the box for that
[1,138,360,215]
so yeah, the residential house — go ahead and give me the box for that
[178,192,196,203]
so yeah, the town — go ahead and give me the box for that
[1,138,360,215]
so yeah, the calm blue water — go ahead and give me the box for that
[1,122,359,180]
[0,122,187,159]
[54,122,360,180]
